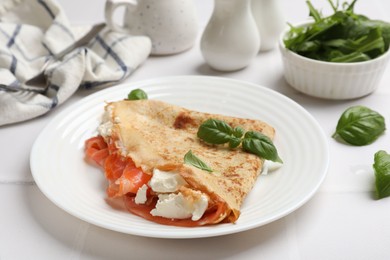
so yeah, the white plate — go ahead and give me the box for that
[30,76,329,239]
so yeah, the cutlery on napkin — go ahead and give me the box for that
[0,0,152,126]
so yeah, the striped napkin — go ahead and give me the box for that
[0,0,152,126]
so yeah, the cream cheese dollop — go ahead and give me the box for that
[135,168,209,221]
[261,160,283,175]
[134,184,148,204]
[150,191,208,221]
[98,105,117,137]
[149,169,187,193]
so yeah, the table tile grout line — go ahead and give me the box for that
[0,180,36,185]
[69,222,91,260]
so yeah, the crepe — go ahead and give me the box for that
[86,99,276,226]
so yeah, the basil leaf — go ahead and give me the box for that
[229,137,242,149]
[284,0,390,62]
[233,126,245,138]
[373,150,390,199]
[242,131,283,163]
[184,150,213,172]
[307,0,322,22]
[127,89,148,100]
[197,119,283,163]
[332,106,385,146]
[197,119,233,144]
[329,51,371,62]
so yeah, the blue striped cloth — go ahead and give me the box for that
[0,0,151,126]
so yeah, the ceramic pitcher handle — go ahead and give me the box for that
[105,0,137,33]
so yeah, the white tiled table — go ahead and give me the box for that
[1,0,390,259]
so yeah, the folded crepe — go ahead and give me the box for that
[85,99,276,227]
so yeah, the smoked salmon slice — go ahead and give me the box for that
[85,135,225,226]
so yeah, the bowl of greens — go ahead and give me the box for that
[279,0,390,100]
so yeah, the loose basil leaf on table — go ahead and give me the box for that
[184,150,213,172]
[127,88,148,100]
[332,106,385,146]
[373,150,390,199]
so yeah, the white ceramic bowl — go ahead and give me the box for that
[279,21,390,100]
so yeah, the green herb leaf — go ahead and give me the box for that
[233,126,245,138]
[184,150,213,172]
[284,0,390,62]
[346,0,358,12]
[329,51,371,62]
[327,0,338,12]
[197,119,234,144]
[197,119,283,163]
[373,150,390,199]
[307,0,322,22]
[242,131,283,163]
[332,106,386,146]
[127,89,148,100]
[229,137,242,149]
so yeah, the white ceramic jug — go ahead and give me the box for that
[105,0,199,55]
[200,0,260,71]
[251,0,285,51]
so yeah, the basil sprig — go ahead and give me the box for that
[284,0,390,63]
[127,88,148,100]
[197,119,283,163]
[373,150,390,199]
[332,106,385,146]
[184,150,213,172]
